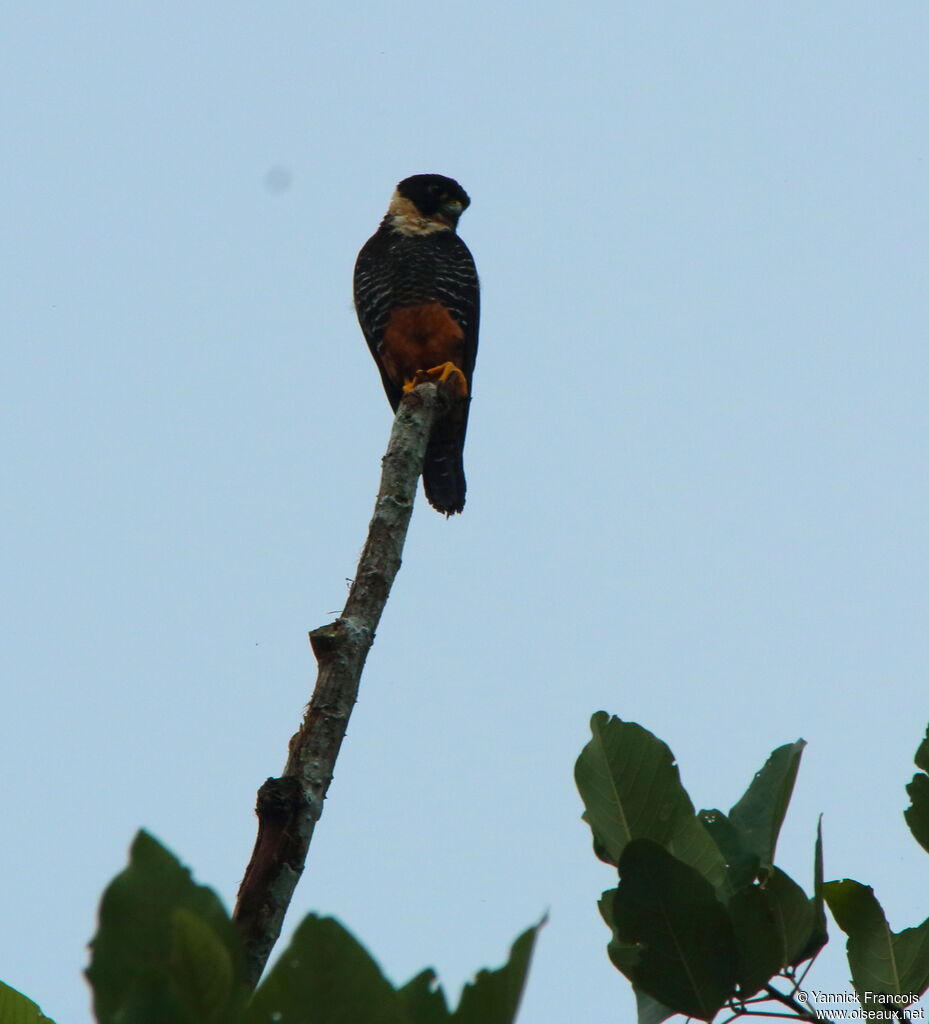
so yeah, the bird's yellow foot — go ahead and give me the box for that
[432,362,468,396]
[401,362,468,397]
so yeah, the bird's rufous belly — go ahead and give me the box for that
[379,303,465,387]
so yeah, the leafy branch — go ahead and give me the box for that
[80,831,542,1024]
[576,715,929,1023]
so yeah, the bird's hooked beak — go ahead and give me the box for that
[440,199,466,224]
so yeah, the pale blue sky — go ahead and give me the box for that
[3,3,929,1021]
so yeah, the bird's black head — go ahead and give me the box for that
[396,173,470,225]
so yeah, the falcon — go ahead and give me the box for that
[354,174,480,515]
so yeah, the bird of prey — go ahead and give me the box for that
[354,173,480,515]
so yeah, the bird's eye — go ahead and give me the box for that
[428,182,443,196]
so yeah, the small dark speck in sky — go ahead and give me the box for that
[264,165,293,194]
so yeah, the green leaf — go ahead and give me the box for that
[905,776,929,854]
[246,915,407,1024]
[728,740,805,873]
[610,839,737,1021]
[451,920,544,1024]
[826,879,883,935]
[905,725,929,855]
[86,831,249,1024]
[633,986,677,1024]
[397,971,450,1024]
[599,888,641,974]
[169,908,240,1022]
[726,885,783,998]
[726,863,822,998]
[915,725,929,773]
[0,981,56,1024]
[698,809,760,896]
[794,816,828,966]
[824,879,929,1008]
[248,916,541,1024]
[575,713,725,887]
[763,868,816,967]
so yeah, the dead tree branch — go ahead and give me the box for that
[233,381,446,986]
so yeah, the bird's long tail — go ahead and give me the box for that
[422,403,468,516]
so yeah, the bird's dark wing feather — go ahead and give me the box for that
[354,224,479,513]
[354,228,479,410]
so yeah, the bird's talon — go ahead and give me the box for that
[401,363,467,397]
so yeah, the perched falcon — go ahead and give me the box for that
[354,173,480,516]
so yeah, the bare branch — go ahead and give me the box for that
[233,381,446,986]
[763,984,834,1024]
